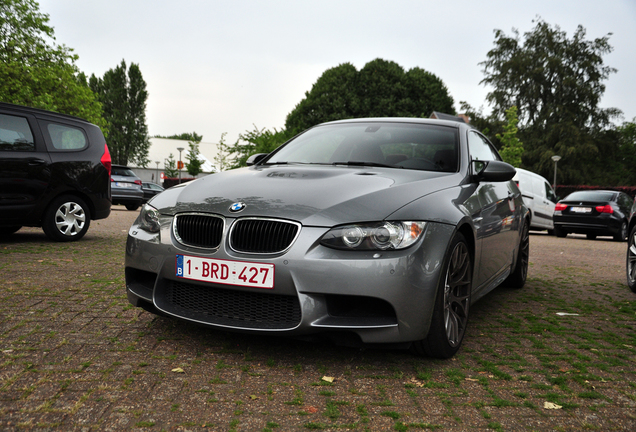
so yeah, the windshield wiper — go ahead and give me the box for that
[332,161,402,169]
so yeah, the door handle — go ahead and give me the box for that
[27,158,47,166]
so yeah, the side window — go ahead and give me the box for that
[0,114,35,151]
[468,131,499,171]
[46,123,87,150]
[545,182,558,203]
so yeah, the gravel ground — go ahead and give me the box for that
[1,207,635,431]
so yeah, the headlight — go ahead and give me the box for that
[321,221,427,251]
[138,204,160,233]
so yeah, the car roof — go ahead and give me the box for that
[0,102,93,125]
[318,117,471,130]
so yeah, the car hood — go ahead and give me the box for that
[152,165,461,226]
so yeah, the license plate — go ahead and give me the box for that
[176,254,274,289]
[570,207,592,213]
[116,181,132,188]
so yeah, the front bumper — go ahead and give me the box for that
[124,214,454,345]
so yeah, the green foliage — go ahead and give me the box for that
[496,106,523,167]
[90,60,150,166]
[213,132,232,172]
[226,125,291,169]
[185,141,204,177]
[155,132,203,142]
[285,58,455,134]
[0,0,104,127]
[480,19,621,184]
[163,153,179,178]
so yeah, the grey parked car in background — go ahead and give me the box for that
[111,164,144,211]
[125,118,529,358]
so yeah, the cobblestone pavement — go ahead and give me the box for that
[1,207,635,431]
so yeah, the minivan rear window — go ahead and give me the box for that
[47,123,87,150]
[0,114,35,151]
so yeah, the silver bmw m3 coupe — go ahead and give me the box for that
[125,118,529,358]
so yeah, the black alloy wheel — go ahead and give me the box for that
[627,225,636,293]
[413,232,472,359]
[505,220,529,288]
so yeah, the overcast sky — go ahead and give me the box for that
[38,0,636,144]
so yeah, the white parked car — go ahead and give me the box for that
[513,168,558,233]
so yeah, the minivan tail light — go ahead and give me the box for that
[555,203,568,211]
[101,144,112,177]
[595,205,613,214]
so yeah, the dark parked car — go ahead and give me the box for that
[111,164,144,210]
[142,181,164,202]
[125,118,529,358]
[627,200,636,293]
[0,102,111,241]
[553,190,632,241]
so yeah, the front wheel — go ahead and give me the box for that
[42,195,91,242]
[627,225,636,293]
[413,232,472,359]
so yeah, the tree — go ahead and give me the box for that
[227,125,290,169]
[285,59,455,134]
[496,106,523,167]
[163,153,178,178]
[479,19,621,183]
[0,0,104,126]
[213,132,232,172]
[155,132,203,142]
[185,141,204,177]
[90,60,150,166]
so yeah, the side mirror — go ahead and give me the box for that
[246,153,268,166]
[474,160,516,182]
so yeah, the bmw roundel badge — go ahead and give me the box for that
[230,202,246,212]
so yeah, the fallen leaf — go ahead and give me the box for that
[465,378,478,382]
[171,367,185,373]
[249,395,259,400]
[321,376,334,383]
[306,406,318,413]
[544,402,562,410]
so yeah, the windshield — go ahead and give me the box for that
[265,122,459,172]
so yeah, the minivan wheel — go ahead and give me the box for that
[412,232,472,359]
[42,195,91,242]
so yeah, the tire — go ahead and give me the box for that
[0,226,21,237]
[413,232,472,359]
[554,226,567,238]
[614,221,627,242]
[504,220,529,288]
[587,234,597,240]
[125,203,141,211]
[42,195,91,242]
[627,225,636,293]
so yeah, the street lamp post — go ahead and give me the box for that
[177,147,184,184]
[551,155,561,190]
[155,161,160,184]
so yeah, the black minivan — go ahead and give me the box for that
[0,102,112,241]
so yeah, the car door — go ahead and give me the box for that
[467,131,517,292]
[0,111,51,224]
